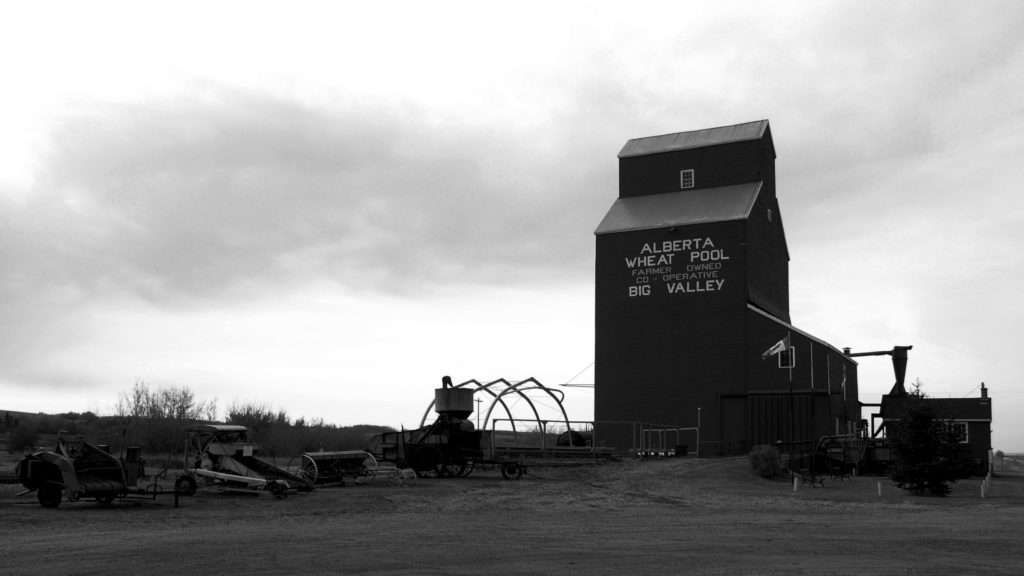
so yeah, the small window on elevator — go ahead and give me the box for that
[680,169,695,189]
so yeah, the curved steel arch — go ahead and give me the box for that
[481,378,571,435]
[418,377,572,437]
[469,379,523,434]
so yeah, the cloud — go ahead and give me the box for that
[4,88,612,310]
[0,84,613,399]
[1,12,682,403]
[3,2,1024,447]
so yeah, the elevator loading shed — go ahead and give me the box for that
[594,120,860,455]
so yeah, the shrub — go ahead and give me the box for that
[749,444,782,478]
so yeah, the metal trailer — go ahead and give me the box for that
[16,432,185,508]
[176,424,313,497]
[367,376,614,479]
[370,420,613,480]
[486,426,616,479]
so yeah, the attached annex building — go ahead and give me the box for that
[594,120,861,454]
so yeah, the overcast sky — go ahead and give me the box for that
[2,1,1022,450]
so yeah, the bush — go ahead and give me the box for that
[749,444,782,478]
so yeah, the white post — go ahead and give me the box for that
[877,481,882,496]
[696,407,701,458]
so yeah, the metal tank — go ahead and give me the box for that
[434,375,475,419]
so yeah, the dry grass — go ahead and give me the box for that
[3,454,1024,575]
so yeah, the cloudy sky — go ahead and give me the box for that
[2,1,1022,449]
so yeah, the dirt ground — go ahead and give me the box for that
[2,457,1023,576]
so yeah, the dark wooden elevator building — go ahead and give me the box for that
[594,120,861,454]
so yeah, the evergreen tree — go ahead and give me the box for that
[888,395,973,496]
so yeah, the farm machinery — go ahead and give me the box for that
[368,376,611,479]
[16,431,182,508]
[176,424,314,496]
[292,450,417,485]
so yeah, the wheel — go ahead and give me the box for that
[410,447,442,478]
[174,475,197,496]
[38,485,63,508]
[501,462,523,480]
[439,456,470,478]
[299,454,318,484]
[267,480,289,498]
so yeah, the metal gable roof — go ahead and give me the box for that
[747,304,856,361]
[594,181,762,235]
[880,396,991,421]
[618,119,770,158]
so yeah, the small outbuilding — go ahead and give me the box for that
[874,383,993,473]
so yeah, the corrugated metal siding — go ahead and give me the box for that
[594,223,748,450]
[618,120,769,158]
[594,181,761,235]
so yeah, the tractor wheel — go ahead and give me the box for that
[174,475,197,496]
[440,457,469,478]
[38,485,63,508]
[299,454,318,484]
[410,447,442,478]
[501,462,523,481]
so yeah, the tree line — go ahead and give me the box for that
[4,381,392,459]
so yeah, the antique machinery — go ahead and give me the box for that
[177,424,313,496]
[370,376,485,478]
[843,345,913,439]
[368,375,603,479]
[844,345,913,396]
[17,431,181,508]
[833,345,914,473]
